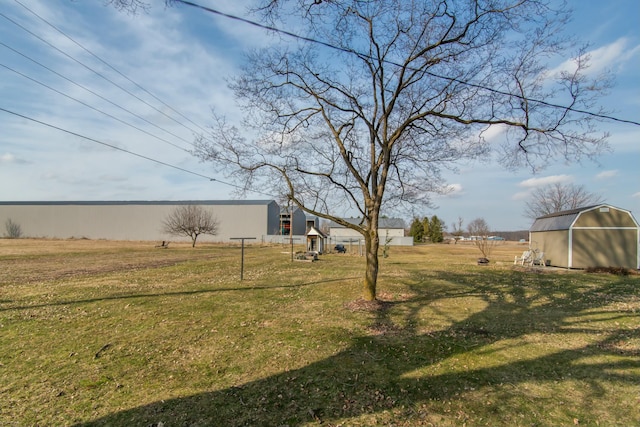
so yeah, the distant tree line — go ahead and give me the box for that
[409,215,529,243]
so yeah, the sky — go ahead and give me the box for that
[0,0,638,231]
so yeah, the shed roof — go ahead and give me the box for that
[306,226,327,238]
[529,204,618,232]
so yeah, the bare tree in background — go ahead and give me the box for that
[191,0,610,301]
[524,183,605,219]
[451,217,465,244]
[163,205,220,247]
[467,218,497,260]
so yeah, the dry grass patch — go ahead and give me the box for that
[1,239,638,426]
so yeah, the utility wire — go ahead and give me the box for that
[0,10,204,138]
[174,0,640,127]
[0,106,277,197]
[0,41,194,150]
[0,62,189,153]
[0,107,210,179]
[12,0,210,135]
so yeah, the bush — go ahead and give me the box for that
[4,219,22,239]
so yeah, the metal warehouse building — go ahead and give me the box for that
[0,200,307,243]
[529,204,640,270]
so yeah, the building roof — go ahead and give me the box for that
[306,226,327,238]
[328,217,406,229]
[0,200,275,206]
[529,204,612,232]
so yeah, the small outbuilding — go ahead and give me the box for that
[306,226,327,254]
[529,204,639,270]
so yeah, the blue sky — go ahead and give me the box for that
[0,0,638,231]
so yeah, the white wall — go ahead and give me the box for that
[330,227,405,238]
[0,201,278,242]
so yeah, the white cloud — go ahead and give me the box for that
[443,183,464,197]
[607,129,640,152]
[518,175,573,188]
[0,153,28,164]
[512,174,575,202]
[633,192,640,199]
[479,124,508,143]
[0,153,16,163]
[595,170,618,180]
[511,191,531,201]
[546,38,640,78]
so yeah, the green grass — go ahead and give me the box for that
[0,239,638,426]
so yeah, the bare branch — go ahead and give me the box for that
[524,183,605,219]
[195,0,611,300]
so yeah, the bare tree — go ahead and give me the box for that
[467,218,497,260]
[524,183,605,219]
[451,217,465,244]
[194,0,610,301]
[162,205,220,247]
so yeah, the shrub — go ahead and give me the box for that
[4,218,22,239]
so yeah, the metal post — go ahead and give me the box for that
[290,202,294,262]
[230,237,256,280]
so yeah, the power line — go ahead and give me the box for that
[0,106,210,179]
[0,62,189,153]
[0,40,195,151]
[0,106,277,198]
[174,0,640,127]
[0,10,204,139]
[12,0,210,136]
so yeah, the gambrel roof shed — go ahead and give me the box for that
[529,204,639,269]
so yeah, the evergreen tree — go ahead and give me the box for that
[422,217,430,242]
[409,217,424,243]
[429,215,444,243]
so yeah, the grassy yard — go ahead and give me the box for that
[0,239,638,426]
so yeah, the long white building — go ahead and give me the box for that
[0,200,306,243]
[327,218,413,246]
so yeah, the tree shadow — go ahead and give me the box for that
[0,277,360,313]
[74,270,639,426]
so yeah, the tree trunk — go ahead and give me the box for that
[363,231,380,301]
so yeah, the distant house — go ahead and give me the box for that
[278,206,307,236]
[0,200,282,243]
[529,204,639,269]
[327,218,413,246]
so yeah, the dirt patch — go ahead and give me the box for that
[344,298,392,312]
[0,240,222,284]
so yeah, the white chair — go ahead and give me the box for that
[514,250,532,265]
[531,251,545,267]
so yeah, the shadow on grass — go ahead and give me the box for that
[74,270,639,426]
[0,277,361,313]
